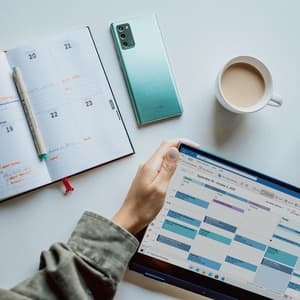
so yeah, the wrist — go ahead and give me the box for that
[112,209,142,235]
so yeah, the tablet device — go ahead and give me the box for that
[130,143,300,300]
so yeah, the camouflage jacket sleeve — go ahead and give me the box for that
[0,211,139,300]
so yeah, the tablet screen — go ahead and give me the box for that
[137,144,300,300]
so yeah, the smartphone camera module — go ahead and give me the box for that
[117,24,135,49]
[118,26,124,32]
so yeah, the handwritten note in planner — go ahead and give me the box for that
[6,27,133,182]
[0,52,51,200]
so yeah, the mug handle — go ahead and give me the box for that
[267,94,283,107]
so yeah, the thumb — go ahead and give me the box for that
[153,147,179,189]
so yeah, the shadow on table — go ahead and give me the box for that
[123,270,211,300]
[212,98,246,146]
[0,189,43,209]
[0,181,62,210]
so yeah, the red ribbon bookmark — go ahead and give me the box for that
[62,177,74,195]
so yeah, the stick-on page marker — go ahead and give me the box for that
[62,178,74,195]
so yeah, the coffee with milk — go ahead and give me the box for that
[221,62,265,108]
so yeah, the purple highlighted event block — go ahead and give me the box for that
[248,201,270,211]
[213,199,244,213]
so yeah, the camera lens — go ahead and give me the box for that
[118,26,124,32]
[120,33,126,39]
[123,41,128,47]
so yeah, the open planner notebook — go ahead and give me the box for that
[0,26,134,201]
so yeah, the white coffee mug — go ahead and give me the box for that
[216,56,282,113]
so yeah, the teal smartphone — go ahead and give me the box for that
[111,14,183,126]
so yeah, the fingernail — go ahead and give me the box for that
[167,148,178,161]
[178,138,200,147]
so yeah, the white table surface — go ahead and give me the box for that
[1,0,300,299]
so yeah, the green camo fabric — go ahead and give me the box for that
[0,212,139,300]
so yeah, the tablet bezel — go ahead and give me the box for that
[129,143,300,300]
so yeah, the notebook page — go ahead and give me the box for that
[0,52,51,201]
[7,27,133,181]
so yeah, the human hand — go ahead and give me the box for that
[112,139,199,235]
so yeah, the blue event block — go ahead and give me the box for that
[167,210,201,227]
[225,256,258,272]
[261,258,293,274]
[273,234,300,248]
[204,184,248,203]
[183,176,204,186]
[234,234,266,251]
[278,224,300,235]
[293,272,300,278]
[157,234,191,252]
[162,219,197,239]
[188,253,221,270]
[199,229,232,245]
[175,191,209,209]
[264,247,298,267]
[204,184,225,194]
[288,281,300,292]
[204,216,237,233]
[226,192,248,203]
